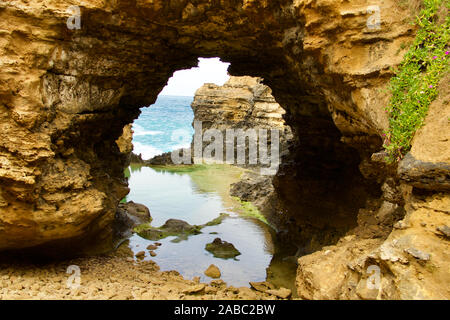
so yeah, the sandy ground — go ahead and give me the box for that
[0,243,289,300]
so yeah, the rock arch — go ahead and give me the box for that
[0,1,417,256]
[6,0,448,298]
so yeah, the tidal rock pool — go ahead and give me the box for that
[124,164,296,290]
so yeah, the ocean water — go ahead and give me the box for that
[125,95,297,290]
[132,95,195,160]
[125,164,276,287]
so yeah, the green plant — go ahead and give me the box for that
[384,0,449,162]
[232,196,271,226]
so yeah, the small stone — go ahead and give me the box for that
[149,251,156,257]
[154,242,162,246]
[205,238,241,259]
[146,244,158,250]
[204,264,221,279]
[126,257,134,262]
[266,287,292,299]
[135,251,146,259]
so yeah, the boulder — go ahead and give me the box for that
[204,264,221,279]
[205,238,241,259]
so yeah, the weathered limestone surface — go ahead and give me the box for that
[296,75,450,300]
[191,76,293,167]
[192,76,289,132]
[0,0,448,299]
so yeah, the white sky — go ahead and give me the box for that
[159,57,230,97]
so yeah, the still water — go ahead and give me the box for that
[124,164,296,289]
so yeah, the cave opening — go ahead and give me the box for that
[3,0,441,300]
[116,57,299,291]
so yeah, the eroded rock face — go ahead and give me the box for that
[295,75,450,300]
[191,76,293,168]
[0,0,448,299]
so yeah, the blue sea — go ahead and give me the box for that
[132,95,195,160]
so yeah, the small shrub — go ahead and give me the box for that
[385,0,449,162]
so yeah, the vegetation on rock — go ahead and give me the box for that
[135,214,230,243]
[385,0,449,161]
[205,238,241,259]
[233,197,270,226]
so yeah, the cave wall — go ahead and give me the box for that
[1,0,448,298]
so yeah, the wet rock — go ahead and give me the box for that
[114,202,152,241]
[149,251,157,257]
[119,202,152,226]
[203,213,229,227]
[161,219,198,233]
[135,251,146,259]
[146,244,158,251]
[205,238,241,259]
[204,264,221,279]
[136,219,201,242]
[137,228,166,241]
[230,172,275,202]
[266,287,292,299]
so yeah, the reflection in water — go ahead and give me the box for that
[125,164,296,291]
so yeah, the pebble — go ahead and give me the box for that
[204,264,221,279]
[135,251,146,259]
